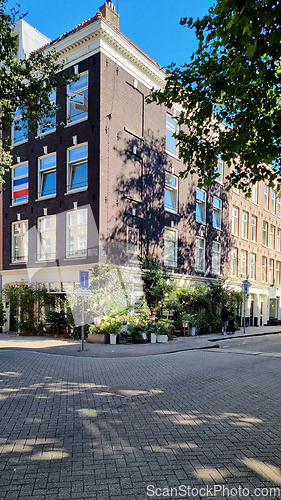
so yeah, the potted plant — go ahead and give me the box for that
[154,321,169,343]
[88,317,109,344]
[181,313,197,336]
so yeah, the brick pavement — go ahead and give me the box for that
[0,343,281,499]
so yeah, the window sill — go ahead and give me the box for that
[10,200,28,208]
[36,128,56,138]
[65,187,88,195]
[65,117,88,128]
[10,261,27,265]
[35,259,56,263]
[12,139,28,147]
[124,127,144,141]
[213,226,222,231]
[166,150,179,161]
[165,208,180,216]
[250,240,257,244]
[64,256,87,261]
[196,220,206,225]
[36,194,56,201]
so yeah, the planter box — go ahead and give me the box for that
[156,334,168,343]
[110,333,117,345]
[150,332,157,343]
[87,333,109,344]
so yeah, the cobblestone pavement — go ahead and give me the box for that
[0,345,281,499]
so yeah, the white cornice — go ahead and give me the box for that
[44,19,166,90]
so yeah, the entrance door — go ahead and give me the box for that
[9,304,17,332]
[250,299,254,326]
[270,299,276,319]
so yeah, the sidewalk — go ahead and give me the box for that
[0,324,280,358]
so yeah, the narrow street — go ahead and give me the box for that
[0,335,281,499]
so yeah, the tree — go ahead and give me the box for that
[139,255,174,311]
[0,0,72,180]
[148,0,281,193]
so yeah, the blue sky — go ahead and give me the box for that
[16,0,214,68]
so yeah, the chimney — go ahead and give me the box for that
[99,1,120,30]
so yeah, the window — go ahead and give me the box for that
[67,71,88,123]
[250,253,256,280]
[165,173,178,212]
[231,247,238,277]
[164,228,178,268]
[262,256,267,282]
[269,258,274,284]
[251,215,257,242]
[166,116,177,156]
[37,215,56,260]
[12,221,28,262]
[195,237,205,272]
[196,189,206,223]
[216,156,223,184]
[213,197,222,229]
[276,261,280,285]
[12,162,28,204]
[264,185,269,210]
[66,209,87,258]
[277,229,281,252]
[271,190,276,214]
[241,249,248,279]
[270,225,275,249]
[252,183,258,204]
[241,211,248,239]
[212,242,221,275]
[67,144,88,192]
[278,196,281,217]
[232,206,239,235]
[12,108,28,145]
[263,221,268,246]
[38,90,56,135]
[38,154,56,198]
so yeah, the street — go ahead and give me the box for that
[0,335,281,500]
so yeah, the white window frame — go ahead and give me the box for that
[12,108,28,146]
[251,215,257,243]
[12,162,28,205]
[216,156,223,184]
[263,221,268,246]
[213,197,222,229]
[196,189,206,224]
[11,220,28,263]
[66,208,87,258]
[264,185,269,210]
[38,153,56,199]
[67,71,88,124]
[232,206,239,235]
[211,242,221,275]
[252,183,258,204]
[276,261,280,285]
[230,247,238,277]
[164,227,178,268]
[166,115,177,156]
[165,173,178,213]
[195,237,205,272]
[250,253,256,280]
[241,211,248,239]
[278,196,281,218]
[277,228,281,252]
[241,249,247,279]
[67,143,88,193]
[271,190,276,214]
[269,258,274,284]
[37,215,56,261]
[38,90,56,136]
[269,224,275,249]
[262,256,267,282]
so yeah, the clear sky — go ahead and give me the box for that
[15,0,214,68]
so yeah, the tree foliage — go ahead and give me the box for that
[139,255,174,311]
[148,0,281,193]
[0,0,71,180]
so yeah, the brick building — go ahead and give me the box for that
[2,2,279,329]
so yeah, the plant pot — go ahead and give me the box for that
[87,333,109,344]
[110,333,117,344]
[156,334,168,343]
[140,332,147,341]
[150,332,157,343]
[189,327,196,336]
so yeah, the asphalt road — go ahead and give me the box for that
[0,335,281,499]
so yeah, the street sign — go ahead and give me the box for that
[77,289,91,297]
[244,282,248,294]
[80,270,89,289]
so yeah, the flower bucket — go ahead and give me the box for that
[150,332,157,343]
[156,334,168,343]
[189,327,196,336]
[110,333,117,345]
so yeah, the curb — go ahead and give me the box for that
[208,330,281,342]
